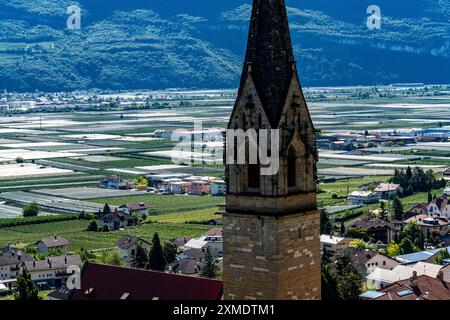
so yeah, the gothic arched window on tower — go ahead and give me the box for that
[287,148,297,188]
[248,163,261,189]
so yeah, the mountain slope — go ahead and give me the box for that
[0,0,448,91]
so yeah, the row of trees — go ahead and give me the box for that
[132,233,219,278]
[390,166,446,195]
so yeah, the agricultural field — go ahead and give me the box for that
[0,220,211,250]
[1,86,450,254]
[92,194,225,215]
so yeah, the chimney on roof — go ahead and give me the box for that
[64,255,68,264]
[54,235,57,240]
[48,258,52,269]
[410,271,418,288]
[18,253,21,261]
[437,271,445,282]
[33,260,36,267]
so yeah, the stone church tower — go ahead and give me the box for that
[223,0,321,300]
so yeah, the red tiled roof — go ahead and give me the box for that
[70,263,223,300]
[377,275,450,300]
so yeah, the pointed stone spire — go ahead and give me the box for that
[238,0,297,127]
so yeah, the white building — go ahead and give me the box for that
[374,183,403,200]
[116,236,152,266]
[24,255,83,288]
[366,262,443,289]
[0,247,33,281]
[320,234,350,255]
[348,190,379,205]
[366,253,399,274]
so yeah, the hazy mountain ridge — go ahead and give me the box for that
[0,0,448,92]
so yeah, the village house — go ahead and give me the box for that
[0,246,32,282]
[403,214,449,238]
[187,181,211,195]
[405,203,428,219]
[24,255,83,288]
[347,190,379,205]
[119,203,150,217]
[374,183,403,200]
[427,196,450,218]
[348,219,395,244]
[169,237,193,253]
[443,168,450,181]
[167,258,203,275]
[164,181,190,194]
[37,236,70,254]
[361,272,450,300]
[61,262,223,300]
[366,262,443,290]
[332,247,377,277]
[366,253,400,274]
[200,228,223,256]
[211,180,226,196]
[116,236,152,266]
[178,248,206,261]
[320,234,351,255]
[98,210,137,230]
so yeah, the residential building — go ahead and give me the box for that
[331,247,377,277]
[119,203,150,217]
[24,255,83,288]
[366,253,400,274]
[428,196,450,218]
[200,228,223,256]
[167,258,203,275]
[348,219,395,244]
[169,237,192,253]
[361,273,450,300]
[320,235,351,255]
[37,236,70,254]
[211,180,226,196]
[164,181,190,194]
[374,183,403,200]
[444,168,450,181]
[116,236,152,266]
[347,190,379,205]
[366,262,443,290]
[66,262,223,300]
[98,210,137,230]
[188,181,211,195]
[177,248,205,261]
[406,203,428,218]
[403,214,449,238]
[0,246,32,281]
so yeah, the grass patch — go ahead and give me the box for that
[92,194,225,215]
[0,220,210,250]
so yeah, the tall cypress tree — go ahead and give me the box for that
[133,244,148,269]
[15,268,39,301]
[201,247,218,278]
[103,203,111,215]
[392,197,404,221]
[148,233,166,271]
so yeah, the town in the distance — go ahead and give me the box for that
[0,83,450,300]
